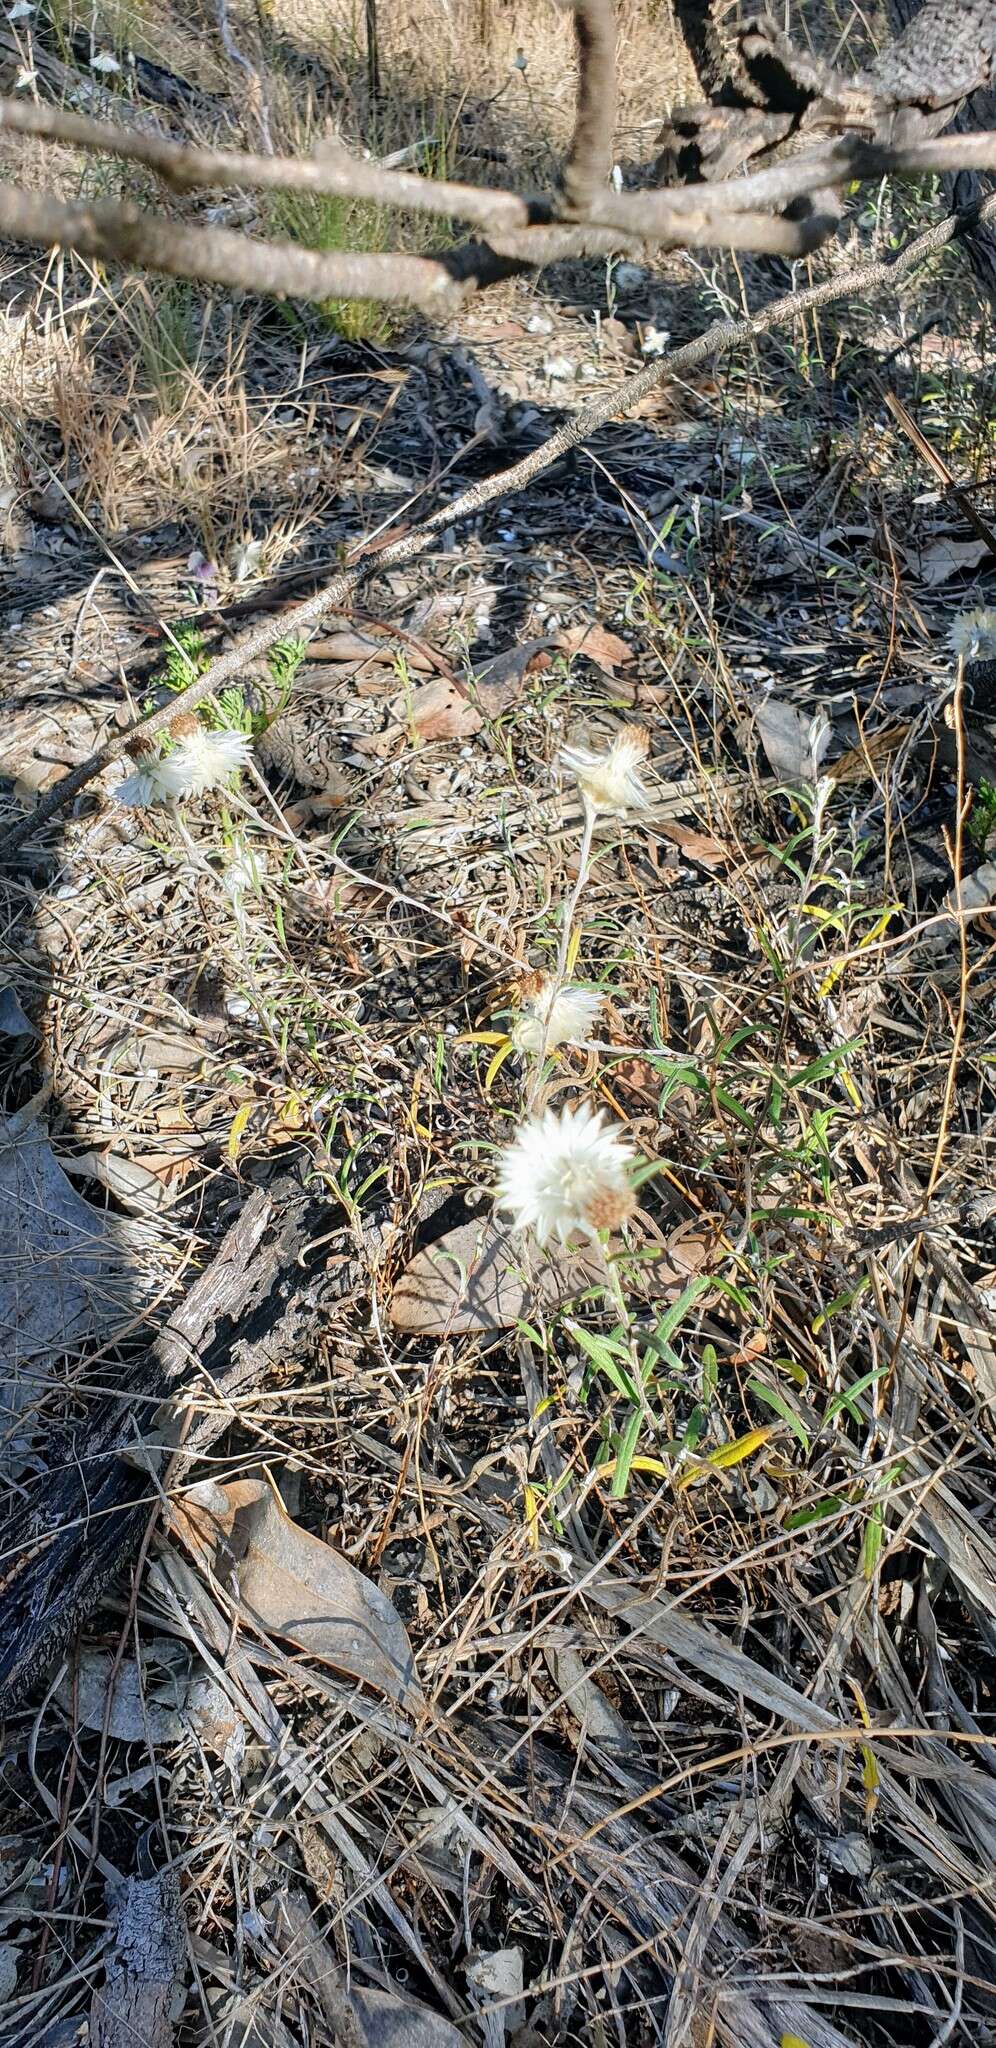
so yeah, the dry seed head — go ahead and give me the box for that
[517,969,547,1002]
[584,1185,636,1234]
[126,732,156,760]
[169,711,201,740]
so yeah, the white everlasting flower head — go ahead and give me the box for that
[512,975,603,1056]
[114,764,165,809]
[156,726,253,800]
[495,1101,637,1247]
[949,608,996,661]
[560,725,650,817]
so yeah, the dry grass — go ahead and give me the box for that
[2,6,996,2046]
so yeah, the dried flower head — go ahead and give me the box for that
[126,730,157,760]
[156,727,253,800]
[949,608,996,661]
[495,1101,637,1247]
[169,711,204,741]
[512,975,603,1056]
[560,725,650,817]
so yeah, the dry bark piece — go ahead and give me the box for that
[656,820,733,867]
[399,675,483,744]
[470,639,554,714]
[0,1109,139,1403]
[171,1478,421,1709]
[57,1645,188,1743]
[917,534,994,585]
[91,1872,186,2048]
[947,859,996,918]
[266,1889,465,2046]
[0,1178,339,1713]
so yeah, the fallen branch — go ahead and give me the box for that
[2,188,993,868]
[0,95,536,235]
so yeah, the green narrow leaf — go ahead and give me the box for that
[812,1275,869,1333]
[651,1274,711,1350]
[789,1038,864,1088]
[700,1342,718,1405]
[570,1325,638,1404]
[747,1376,811,1454]
[861,1503,884,1579]
[610,1405,643,1498]
[681,1404,707,1454]
[714,1085,756,1132]
[824,1364,889,1426]
[784,1494,847,1531]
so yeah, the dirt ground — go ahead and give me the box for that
[2,4,996,2045]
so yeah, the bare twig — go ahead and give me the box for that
[3,188,993,868]
[0,95,534,233]
[365,0,380,101]
[561,0,617,216]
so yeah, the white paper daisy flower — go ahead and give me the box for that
[156,727,253,800]
[949,608,996,661]
[560,725,650,817]
[512,976,603,1056]
[495,1100,636,1247]
[113,764,165,808]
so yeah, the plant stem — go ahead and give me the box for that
[526,800,597,1110]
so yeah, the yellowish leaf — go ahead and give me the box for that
[227,1100,254,1160]
[676,1426,773,1492]
[485,1038,516,1090]
[275,1090,305,1130]
[454,1030,509,1046]
[705,1425,773,1468]
[523,1485,540,1550]
[598,1453,671,1485]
